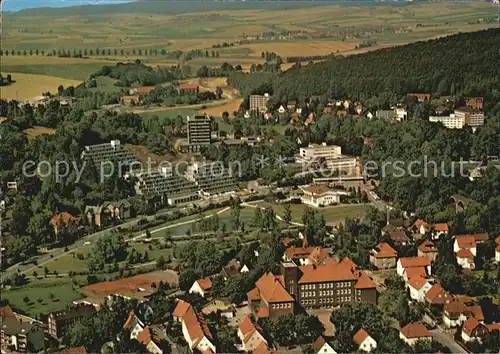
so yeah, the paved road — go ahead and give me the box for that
[431,326,468,354]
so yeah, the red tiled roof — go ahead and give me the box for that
[390,230,411,243]
[432,223,449,232]
[456,235,476,249]
[462,317,482,336]
[239,315,265,343]
[408,276,429,290]
[370,242,398,258]
[418,240,438,253]
[400,322,432,339]
[354,271,377,289]
[255,273,294,303]
[399,257,431,268]
[341,257,357,271]
[456,249,474,259]
[311,336,327,352]
[256,304,270,318]
[413,219,430,232]
[136,326,154,346]
[472,233,489,242]
[466,306,484,322]
[247,287,260,302]
[197,278,212,290]
[173,300,191,319]
[299,260,357,284]
[286,246,316,259]
[485,323,500,332]
[183,306,213,348]
[425,284,452,305]
[445,299,467,315]
[50,212,74,227]
[353,328,370,345]
[308,247,331,265]
[179,83,199,90]
[0,305,16,319]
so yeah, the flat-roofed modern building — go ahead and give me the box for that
[187,115,211,149]
[81,140,137,174]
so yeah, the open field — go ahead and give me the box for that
[0,73,81,101]
[3,278,84,316]
[23,126,57,138]
[256,201,371,225]
[2,3,497,68]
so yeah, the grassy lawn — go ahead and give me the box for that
[0,62,104,81]
[256,201,371,225]
[3,278,84,317]
[89,76,122,93]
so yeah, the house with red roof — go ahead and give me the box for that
[396,257,431,278]
[50,212,81,237]
[178,83,200,95]
[283,245,330,266]
[399,322,432,346]
[311,335,336,354]
[179,302,216,353]
[407,276,432,302]
[353,328,377,352]
[431,223,449,240]
[425,284,453,305]
[417,240,439,262]
[453,234,488,269]
[123,311,145,339]
[412,219,430,236]
[237,315,268,352]
[461,317,489,343]
[443,299,484,328]
[247,272,296,319]
[369,242,398,269]
[189,278,213,298]
[173,300,191,323]
[136,326,163,354]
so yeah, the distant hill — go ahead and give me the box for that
[230,28,500,104]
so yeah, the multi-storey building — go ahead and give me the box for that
[369,242,398,269]
[185,161,238,196]
[463,97,484,111]
[454,107,485,130]
[187,115,211,150]
[429,114,464,129]
[48,304,96,339]
[247,273,296,319]
[298,143,358,171]
[133,167,200,205]
[81,140,137,174]
[1,318,44,353]
[249,94,271,113]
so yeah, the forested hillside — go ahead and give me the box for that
[230,28,500,111]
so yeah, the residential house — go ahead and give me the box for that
[287,101,297,110]
[453,234,488,269]
[178,83,199,95]
[366,112,373,119]
[407,276,432,302]
[173,300,191,323]
[220,260,249,280]
[388,230,411,246]
[50,212,80,237]
[417,240,438,262]
[464,97,484,111]
[278,105,286,114]
[431,223,449,240]
[121,95,140,105]
[247,273,296,319]
[48,303,96,339]
[85,200,132,228]
[369,242,398,269]
[238,315,268,352]
[136,326,163,354]
[461,317,489,342]
[425,284,452,305]
[353,328,377,353]
[355,104,364,115]
[311,335,336,354]
[283,244,330,266]
[443,299,484,328]
[181,304,216,353]
[399,323,432,346]
[1,318,45,353]
[123,311,145,339]
[189,278,213,298]
[300,184,349,207]
[134,86,155,95]
[412,219,430,236]
[396,257,431,278]
[408,93,431,102]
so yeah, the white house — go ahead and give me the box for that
[123,311,145,339]
[238,315,268,352]
[454,235,479,269]
[189,278,212,298]
[353,328,377,352]
[181,306,216,353]
[300,184,349,207]
[407,276,432,303]
[311,335,337,354]
[396,257,431,277]
[278,105,286,114]
[431,223,449,240]
[399,323,432,347]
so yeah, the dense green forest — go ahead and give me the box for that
[229,28,500,113]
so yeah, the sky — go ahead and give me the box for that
[2,0,135,12]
